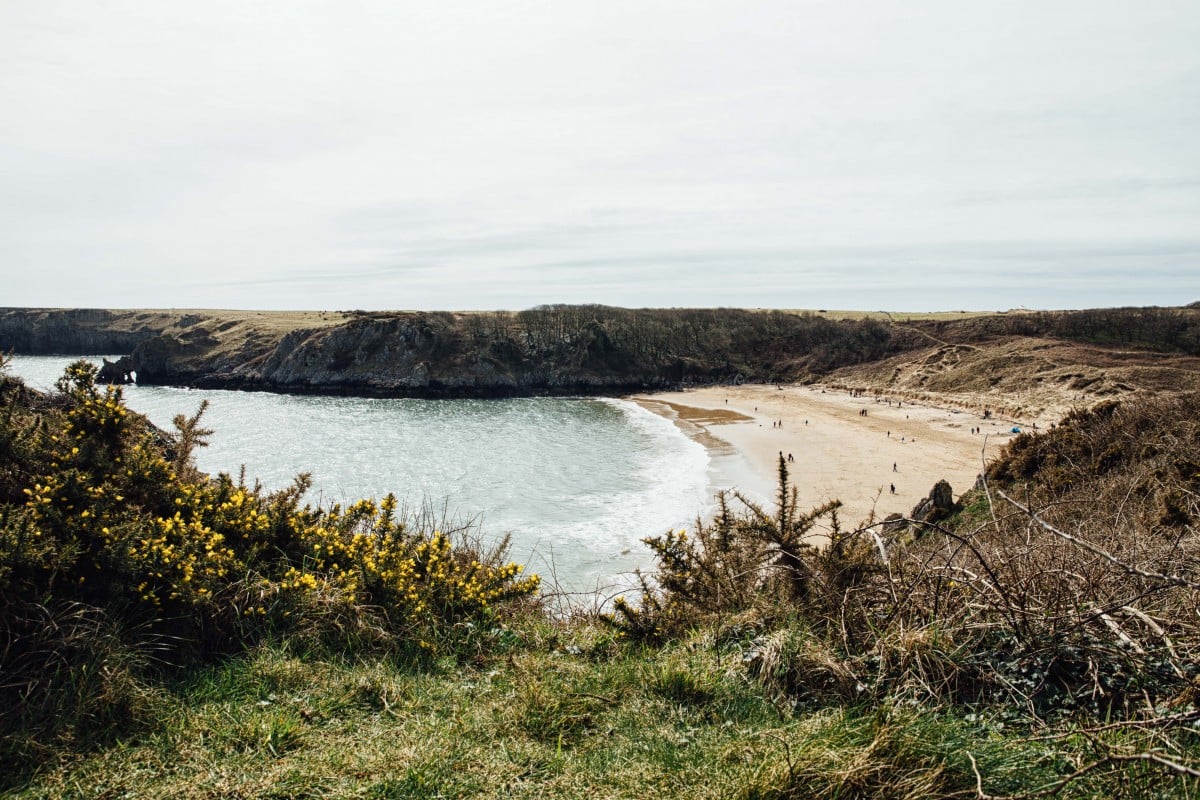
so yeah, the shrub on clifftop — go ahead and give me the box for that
[0,359,538,761]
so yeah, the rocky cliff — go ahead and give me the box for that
[126,311,782,397]
[6,305,1195,400]
[0,308,169,354]
[1,306,912,397]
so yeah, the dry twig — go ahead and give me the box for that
[997,491,1200,590]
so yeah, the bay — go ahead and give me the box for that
[6,355,711,595]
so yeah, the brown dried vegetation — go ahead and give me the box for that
[614,392,1200,735]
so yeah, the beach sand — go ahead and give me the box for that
[633,384,1039,533]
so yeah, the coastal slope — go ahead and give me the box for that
[2,304,1198,399]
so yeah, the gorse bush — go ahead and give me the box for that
[0,360,538,758]
[3,360,538,637]
[606,456,849,642]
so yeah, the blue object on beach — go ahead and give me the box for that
[1011,427,1021,433]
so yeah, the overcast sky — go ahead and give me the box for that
[2,1,1198,312]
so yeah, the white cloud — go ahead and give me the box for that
[2,0,1198,310]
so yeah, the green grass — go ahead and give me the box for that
[8,618,1189,800]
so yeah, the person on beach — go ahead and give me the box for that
[893,462,897,472]
[889,483,895,494]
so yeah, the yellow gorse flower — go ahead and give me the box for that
[5,363,540,651]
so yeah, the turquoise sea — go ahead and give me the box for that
[7,355,711,595]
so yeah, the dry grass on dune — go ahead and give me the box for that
[826,336,1200,422]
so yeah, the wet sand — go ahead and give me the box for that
[633,384,1038,533]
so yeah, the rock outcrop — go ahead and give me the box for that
[909,479,961,530]
[97,356,135,385]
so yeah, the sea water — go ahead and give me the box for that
[7,355,711,595]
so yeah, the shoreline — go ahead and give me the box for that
[632,383,1039,532]
[630,397,774,509]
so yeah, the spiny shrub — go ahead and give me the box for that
[606,456,855,642]
[0,361,539,760]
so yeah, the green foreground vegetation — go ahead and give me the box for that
[1,626,1147,799]
[2,358,1198,798]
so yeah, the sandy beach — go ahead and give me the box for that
[634,384,1041,532]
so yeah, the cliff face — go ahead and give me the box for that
[6,305,1197,399]
[128,313,715,397]
[1,306,918,397]
[0,308,167,355]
